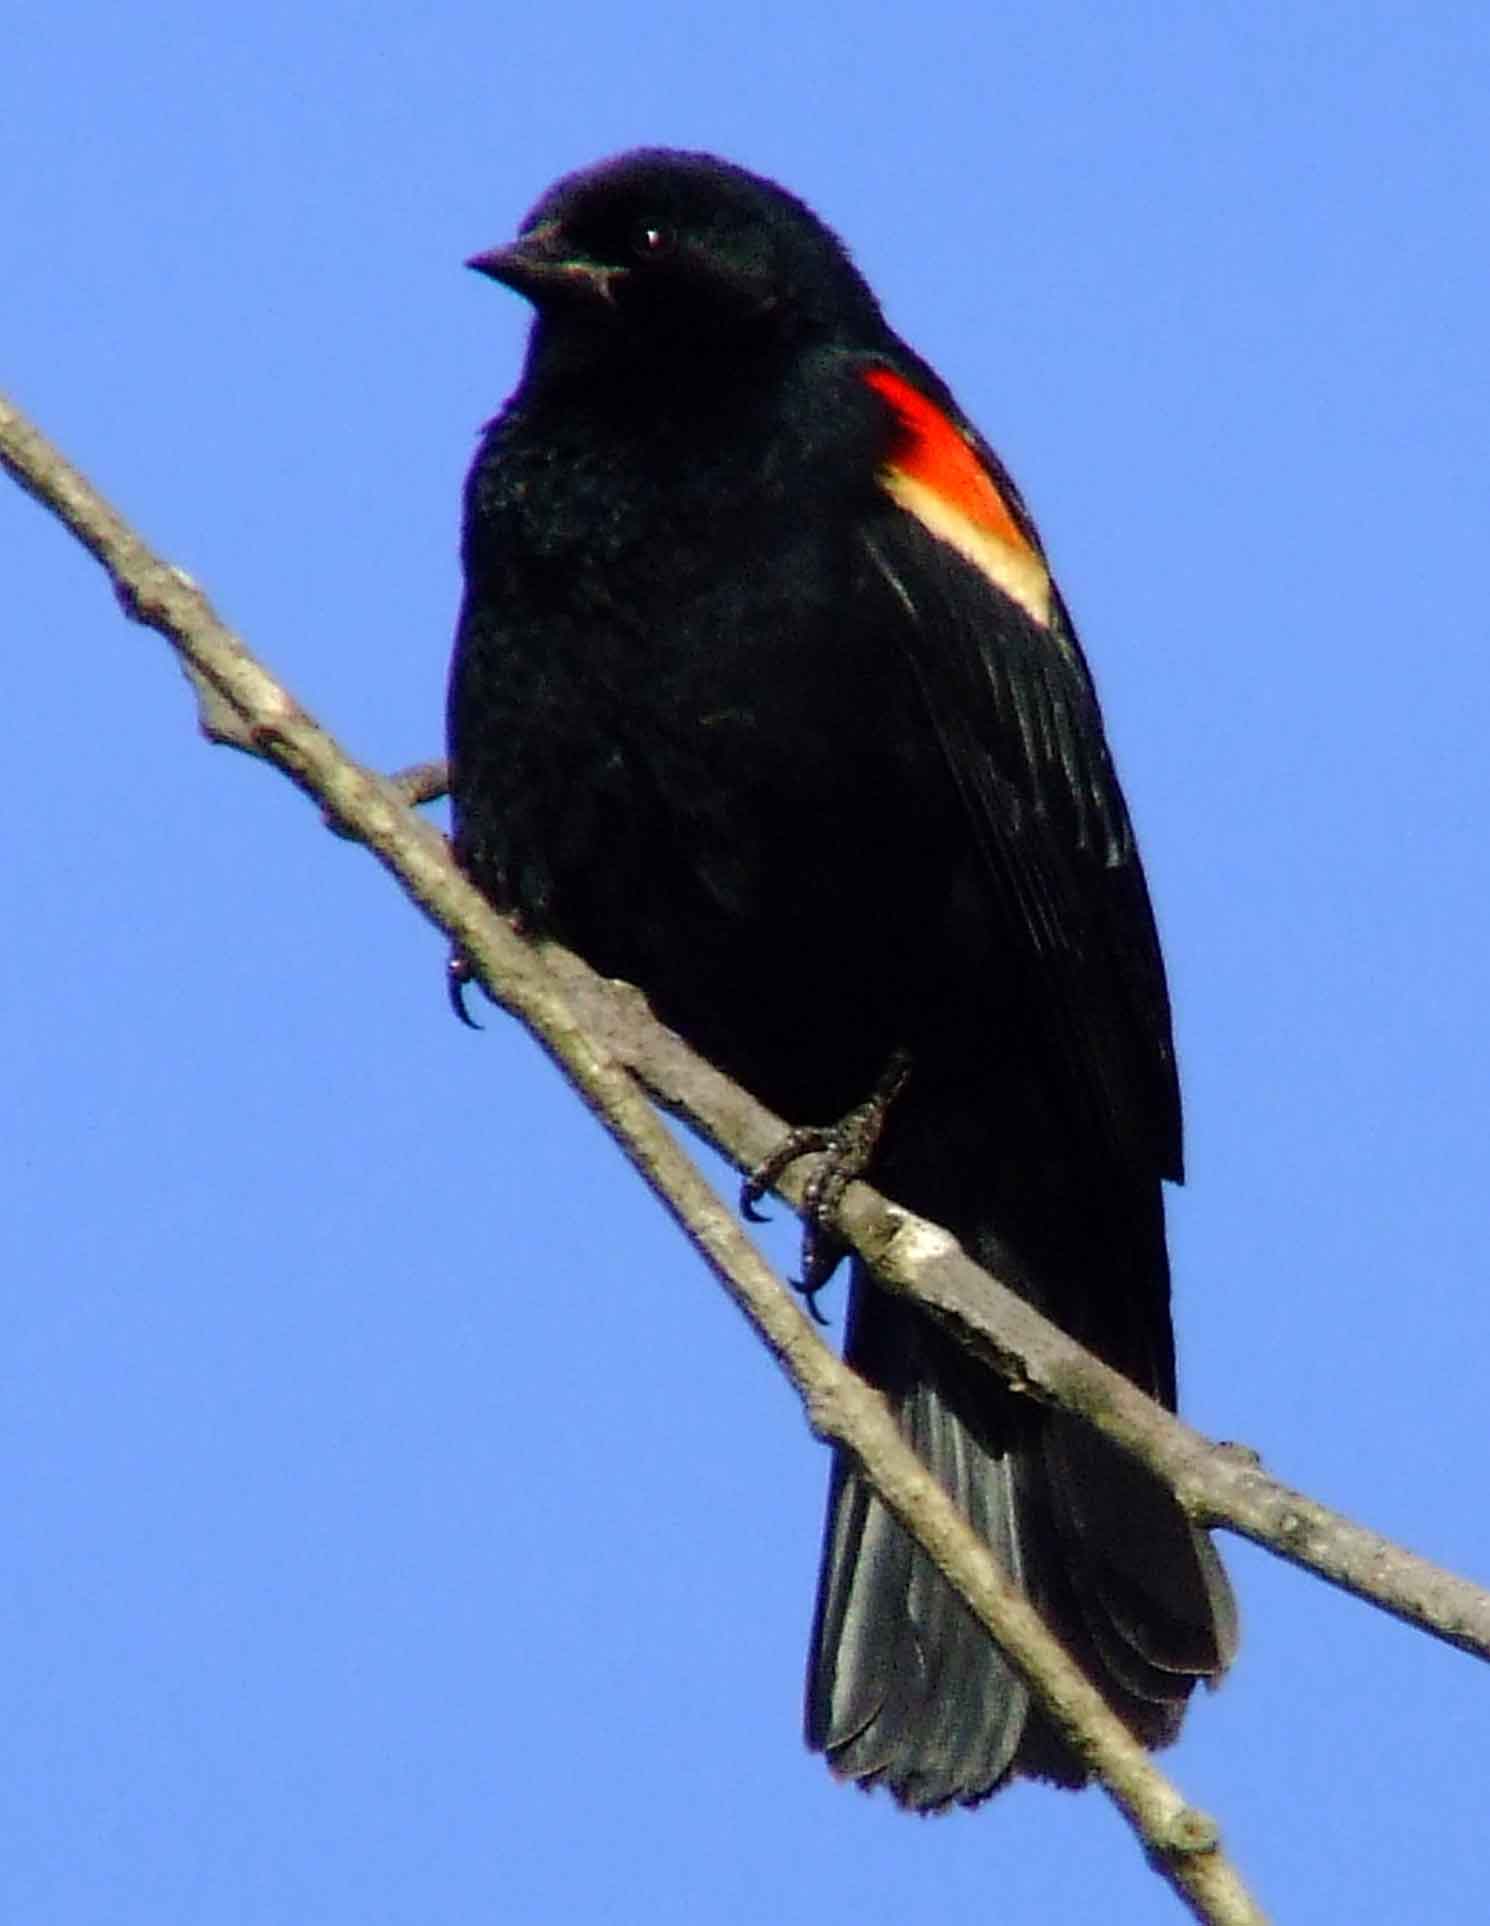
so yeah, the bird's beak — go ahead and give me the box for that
[465,222,623,306]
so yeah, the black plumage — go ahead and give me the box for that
[448,148,1236,1809]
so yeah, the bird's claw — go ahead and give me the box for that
[447,949,482,1028]
[739,1050,912,1323]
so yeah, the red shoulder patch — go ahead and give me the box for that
[863,367,1052,626]
[863,367,1038,560]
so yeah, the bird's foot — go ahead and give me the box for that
[740,1049,912,1323]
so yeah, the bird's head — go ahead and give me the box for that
[468,149,888,371]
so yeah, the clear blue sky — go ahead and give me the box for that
[4,4,1488,1921]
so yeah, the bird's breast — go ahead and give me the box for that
[449,416,997,1112]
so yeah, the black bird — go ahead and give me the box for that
[447,149,1237,1810]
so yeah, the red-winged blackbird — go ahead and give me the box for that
[448,149,1237,1810]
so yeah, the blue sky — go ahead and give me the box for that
[4,4,1489,1921]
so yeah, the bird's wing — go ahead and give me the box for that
[858,365,1181,1180]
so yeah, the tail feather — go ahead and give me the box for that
[806,1262,1235,1809]
[1042,1412,1238,1687]
[807,1368,1031,1807]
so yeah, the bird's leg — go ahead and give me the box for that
[740,1049,912,1322]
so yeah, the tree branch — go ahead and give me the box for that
[4,379,1458,1923]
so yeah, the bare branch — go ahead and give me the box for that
[323,759,449,838]
[385,757,450,808]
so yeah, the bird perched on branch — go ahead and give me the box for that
[447,148,1236,1810]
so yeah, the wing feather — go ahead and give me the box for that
[861,516,1181,1180]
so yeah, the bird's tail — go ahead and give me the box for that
[805,1261,1237,1810]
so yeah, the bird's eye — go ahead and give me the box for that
[631,222,675,261]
